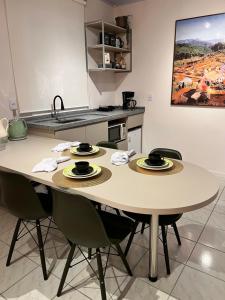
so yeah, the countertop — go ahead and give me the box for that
[0,135,219,214]
[25,107,145,131]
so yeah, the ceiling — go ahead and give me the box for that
[102,0,143,6]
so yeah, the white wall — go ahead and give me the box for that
[114,0,225,175]
[85,0,116,108]
[5,0,88,113]
[0,0,16,119]
[0,0,116,115]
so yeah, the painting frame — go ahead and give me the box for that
[171,12,225,107]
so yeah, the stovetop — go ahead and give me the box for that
[97,106,116,112]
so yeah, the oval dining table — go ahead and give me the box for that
[0,135,219,281]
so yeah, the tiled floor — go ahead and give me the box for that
[1,177,225,300]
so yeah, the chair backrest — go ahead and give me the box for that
[0,171,48,219]
[150,148,182,160]
[96,141,118,149]
[52,190,110,248]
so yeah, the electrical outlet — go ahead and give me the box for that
[9,99,18,111]
[147,94,153,102]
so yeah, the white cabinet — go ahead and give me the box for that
[54,122,108,144]
[85,122,108,144]
[55,127,86,142]
[117,139,128,151]
[128,127,142,153]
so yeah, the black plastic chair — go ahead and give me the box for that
[96,141,118,150]
[123,148,183,275]
[0,171,52,280]
[52,190,134,300]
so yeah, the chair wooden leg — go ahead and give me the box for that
[36,219,48,280]
[124,221,139,257]
[96,248,107,300]
[88,248,92,259]
[57,244,76,297]
[115,244,132,276]
[161,225,170,275]
[6,218,22,266]
[141,222,145,234]
[173,223,181,245]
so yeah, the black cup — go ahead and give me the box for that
[78,143,91,152]
[75,161,90,174]
[147,153,164,166]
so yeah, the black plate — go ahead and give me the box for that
[72,166,94,175]
[145,159,165,166]
[77,146,93,152]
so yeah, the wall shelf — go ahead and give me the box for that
[85,19,132,73]
[86,20,126,33]
[89,68,130,72]
[88,44,131,53]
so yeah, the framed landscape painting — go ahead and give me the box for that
[171,13,225,107]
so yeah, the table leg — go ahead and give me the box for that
[149,214,159,282]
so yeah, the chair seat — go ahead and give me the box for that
[99,211,134,244]
[123,211,182,226]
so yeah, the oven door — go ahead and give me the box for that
[108,124,122,142]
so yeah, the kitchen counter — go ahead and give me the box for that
[25,107,145,132]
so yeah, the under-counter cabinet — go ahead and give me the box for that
[55,122,108,144]
[55,126,86,142]
[85,122,108,144]
[128,127,142,153]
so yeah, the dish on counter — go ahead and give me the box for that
[70,145,100,156]
[136,158,173,171]
[63,163,101,179]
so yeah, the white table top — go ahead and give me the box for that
[0,135,219,215]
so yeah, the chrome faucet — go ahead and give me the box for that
[51,95,65,118]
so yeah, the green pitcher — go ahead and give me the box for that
[8,118,28,141]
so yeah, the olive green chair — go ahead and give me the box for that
[0,171,52,280]
[52,190,134,300]
[123,148,183,275]
[96,141,120,216]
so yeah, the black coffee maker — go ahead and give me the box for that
[122,91,137,110]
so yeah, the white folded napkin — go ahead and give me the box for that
[51,141,80,152]
[34,184,49,194]
[32,156,70,173]
[111,149,136,166]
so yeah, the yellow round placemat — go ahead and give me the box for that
[128,158,183,176]
[62,148,106,160]
[52,166,112,188]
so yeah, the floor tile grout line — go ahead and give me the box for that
[60,245,148,299]
[1,264,39,296]
[50,284,91,300]
[169,252,193,297]
[197,189,221,243]
[182,262,225,285]
[170,184,225,297]
[112,277,135,299]
[197,240,225,255]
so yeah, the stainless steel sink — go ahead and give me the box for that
[55,117,85,124]
[31,112,108,125]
